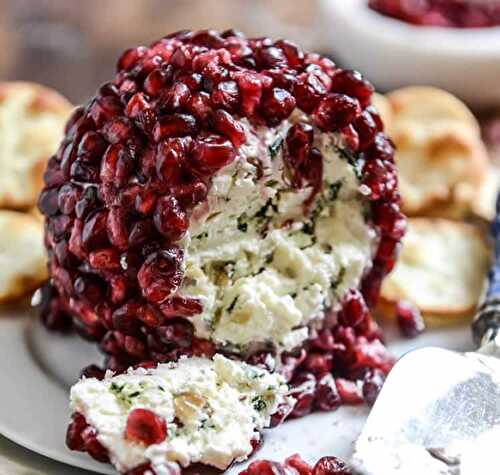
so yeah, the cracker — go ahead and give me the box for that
[380,218,490,325]
[0,210,48,303]
[0,81,73,210]
[385,87,488,216]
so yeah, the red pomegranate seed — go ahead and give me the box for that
[81,426,110,462]
[293,71,327,113]
[285,454,313,475]
[354,111,378,151]
[212,109,246,147]
[159,296,203,318]
[314,374,341,412]
[285,122,314,170]
[117,46,147,71]
[313,456,352,475]
[186,91,212,123]
[38,188,60,216]
[211,80,240,112]
[335,378,364,405]
[106,207,130,251]
[153,195,189,240]
[290,372,316,418]
[332,70,374,109]
[155,137,190,184]
[138,249,184,304]
[66,413,88,451]
[261,87,296,126]
[144,67,173,97]
[396,300,425,338]
[101,117,133,144]
[312,93,361,132]
[274,40,304,69]
[362,368,386,405]
[77,131,107,158]
[125,408,167,446]
[161,82,191,111]
[89,248,121,270]
[190,135,236,174]
[153,113,197,141]
[338,289,368,327]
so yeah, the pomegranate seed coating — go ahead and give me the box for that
[40,30,403,430]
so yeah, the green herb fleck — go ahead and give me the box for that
[336,146,362,180]
[227,297,238,313]
[128,391,140,398]
[328,180,343,201]
[331,266,346,291]
[268,137,284,159]
[252,396,267,412]
[237,216,248,232]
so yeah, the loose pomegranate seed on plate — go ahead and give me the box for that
[396,300,426,338]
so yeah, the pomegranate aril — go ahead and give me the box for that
[100,144,133,186]
[335,378,364,405]
[186,91,212,123]
[285,454,313,475]
[274,39,304,69]
[81,211,109,251]
[332,70,374,109]
[261,87,296,126]
[66,412,88,451]
[286,122,314,168]
[107,207,129,250]
[153,113,197,141]
[190,135,236,174]
[362,368,386,405]
[153,195,188,241]
[117,46,147,71]
[138,249,184,304]
[315,374,341,411]
[77,131,107,159]
[161,82,191,111]
[212,109,246,147]
[81,426,110,463]
[290,372,316,418]
[396,300,425,338]
[38,188,60,216]
[112,301,142,336]
[58,184,82,215]
[313,456,352,475]
[89,248,121,270]
[102,117,133,144]
[257,46,287,69]
[338,289,368,327]
[312,93,361,132]
[159,296,203,318]
[354,111,378,151]
[211,80,240,112]
[293,72,327,113]
[125,408,167,446]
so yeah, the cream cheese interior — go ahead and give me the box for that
[179,112,376,354]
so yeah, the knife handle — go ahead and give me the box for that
[472,192,500,349]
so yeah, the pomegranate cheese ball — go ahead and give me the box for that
[39,29,403,411]
[68,355,291,474]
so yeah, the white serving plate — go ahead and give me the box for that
[0,301,473,474]
[319,0,500,107]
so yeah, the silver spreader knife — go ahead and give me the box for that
[350,195,500,475]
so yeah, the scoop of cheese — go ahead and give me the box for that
[180,113,375,354]
[70,355,291,473]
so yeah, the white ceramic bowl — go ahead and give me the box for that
[319,0,500,107]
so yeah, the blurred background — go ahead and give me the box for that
[0,0,323,104]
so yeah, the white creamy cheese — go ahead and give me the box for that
[178,112,376,354]
[70,355,290,473]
